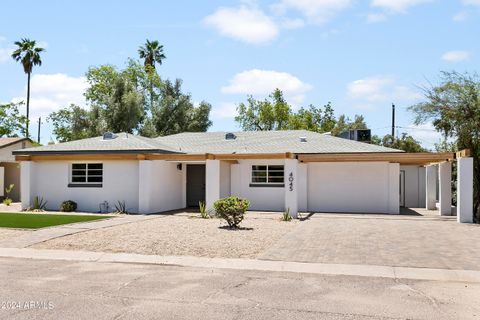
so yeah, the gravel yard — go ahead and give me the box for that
[33,212,300,258]
[0,229,30,242]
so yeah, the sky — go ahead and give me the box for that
[0,0,479,148]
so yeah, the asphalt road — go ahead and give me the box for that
[0,257,479,320]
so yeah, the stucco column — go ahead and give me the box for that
[425,165,437,210]
[457,157,473,223]
[284,158,298,218]
[206,159,220,210]
[20,161,33,210]
[388,163,400,214]
[138,160,153,214]
[439,161,452,216]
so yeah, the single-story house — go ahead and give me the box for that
[0,137,33,201]
[12,130,474,223]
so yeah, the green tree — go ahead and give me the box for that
[409,71,480,222]
[289,102,336,133]
[48,104,92,142]
[11,38,45,138]
[104,77,144,133]
[153,79,212,135]
[138,40,166,110]
[374,133,426,152]
[0,102,27,137]
[331,114,367,136]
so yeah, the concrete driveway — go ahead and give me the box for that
[259,213,480,270]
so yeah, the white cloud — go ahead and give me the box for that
[272,0,353,24]
[453,11,469,21]
[441,50,470,62]
[366,13,387,23]
[403,123,442,149]
[347,75,421,110]
[0,47,13,63]
[12,73,88,118]
[211,102,238,119]
[221,69,312,104]
[204,5,279,44]
[279,18,305,29]
[371,0,433,13]
[462,0,480,6]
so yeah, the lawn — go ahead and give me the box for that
[0,212,109,229]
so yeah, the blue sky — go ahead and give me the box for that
[0,0,479,148]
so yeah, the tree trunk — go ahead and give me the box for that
[26,71,31,138]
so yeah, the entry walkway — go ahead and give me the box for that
[259,212,480,270]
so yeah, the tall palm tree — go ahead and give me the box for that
[138,40,166,111]
[11,38,45,138]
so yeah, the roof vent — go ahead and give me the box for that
[225,132,236,140]
[299,136,307,143]
[103,132,117,140]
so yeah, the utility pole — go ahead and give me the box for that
[391,103,395,139]
[37,117,41,144]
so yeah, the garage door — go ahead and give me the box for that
[307,162,391,213]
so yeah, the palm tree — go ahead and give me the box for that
[11,38,45,138]
[138,40,166,111]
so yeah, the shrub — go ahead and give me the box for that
[114,200,129,214]
[281,208,293,221]
[60,200,77,212]
[199,201,210,219]
[214,196,250,228]
[2,198,12,206]
[29,196,47,212]
[3,184,14,206]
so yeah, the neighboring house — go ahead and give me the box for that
[0,137,33,201]
[12,130,474,223]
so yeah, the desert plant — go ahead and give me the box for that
[214,196,250,228]
[60,200,77,212]
[114,200,129,214]
[2,184,14,206]
[29,196,47,211]
[199,201,210,219]
[281,208,293,221]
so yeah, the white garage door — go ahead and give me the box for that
[307,162,392,214]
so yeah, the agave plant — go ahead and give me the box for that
[114,200,129,214]
[281,208,293,222]
[199,201,210,219]
[29,196,47,211]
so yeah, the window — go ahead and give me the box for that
[69,163,103,187]
[251,165,284,187]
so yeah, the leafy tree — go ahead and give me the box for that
[235,89,336,132]
[409,71,480,222]
[103,77,144,133]
[373,133,426,152]
[0,102,27,137]
[48,104,92,142]
[138,40,166,110]
[331,114,367,136]
[11,38,45,138]
[153,79,212,135]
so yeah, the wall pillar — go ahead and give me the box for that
[20,161,33,210]
[388,163,400,214]
[284,159,298,218]
[439,161,452,216]
[138,160,153,214]
[457,157,473,223]
[206,159,220,210]
[425,165,437,210]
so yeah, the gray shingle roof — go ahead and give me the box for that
[156,130,403,154]
[13,133,180,155]
[14,130,403,155]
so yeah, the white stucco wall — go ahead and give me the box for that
[230,159,285,211]
[30,160,139,213]
[0,140,33,162]
[298,163,308,212]
[400,165,427,208]
[148,160,184,213]
[219,161,231,198]
[307,162,399,214]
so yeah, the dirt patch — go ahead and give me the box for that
[33,212,299,258]
[0,229,30,242]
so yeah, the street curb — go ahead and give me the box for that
[0,247,479,283]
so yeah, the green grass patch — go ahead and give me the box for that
[0,212,109,229]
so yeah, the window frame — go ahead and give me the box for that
[68,162,103,188]
[250,164,285,187]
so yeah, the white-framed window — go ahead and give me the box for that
[70,163,103,185]
[251,165,284,186]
